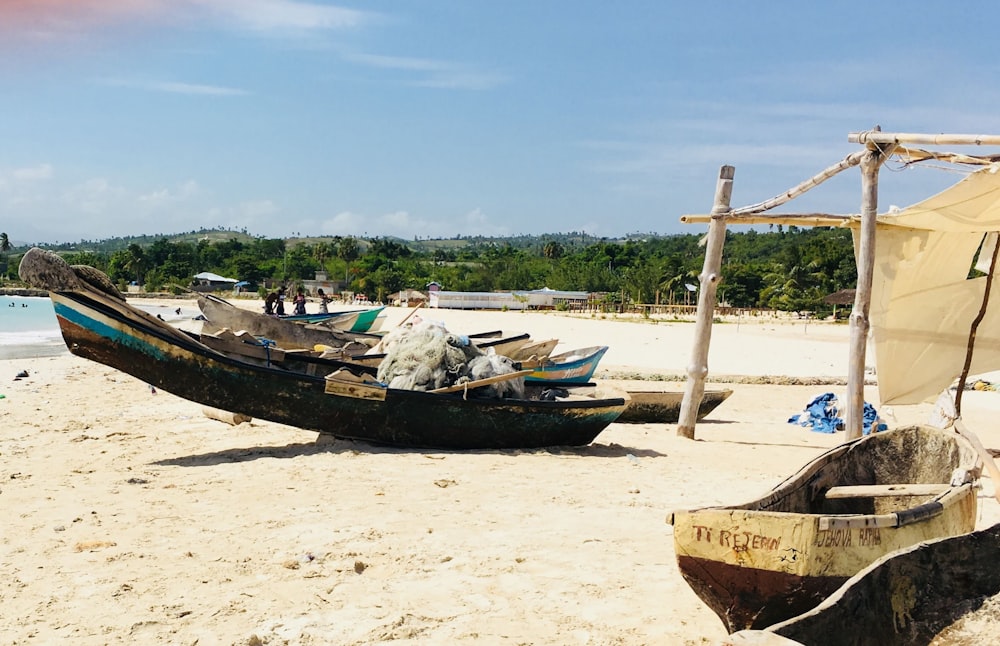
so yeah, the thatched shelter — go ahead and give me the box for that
[823,289,856,306]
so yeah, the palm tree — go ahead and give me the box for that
[312,241,331,266]
[337,237,359,283]
[542,240,564,260]
[123,243,145,285]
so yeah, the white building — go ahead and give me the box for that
[429,287,589,310]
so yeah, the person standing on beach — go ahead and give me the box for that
[264,289,279,315]
[292,289,306,316]
[264,286,287,315]
[276,286,287,316]
[317,288,331,314]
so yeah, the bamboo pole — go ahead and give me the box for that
[844,132,896,439]
[729,151,866,216]
[678,165,733,439]
[849,131,1000,147]
[680,213,856,226]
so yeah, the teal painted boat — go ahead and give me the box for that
[347,306,385,333]
[525,345,609,384]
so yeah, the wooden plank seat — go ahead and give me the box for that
[823,483,951,499]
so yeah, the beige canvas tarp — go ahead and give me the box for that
[870,164,1000,404]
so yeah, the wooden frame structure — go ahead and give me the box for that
[678,128,1000,440]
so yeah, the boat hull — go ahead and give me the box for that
[616,388,732,423]
[669,425,979,632]
[727,523,1000,645]
[50,290,625,449]
[347,306,385,333]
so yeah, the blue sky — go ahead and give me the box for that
[3,1,1000,245]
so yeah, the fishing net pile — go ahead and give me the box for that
[376,319,524,398]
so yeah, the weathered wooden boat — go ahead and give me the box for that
[276,310,346,324]
[344,332,535,369]
[273,306,383,333]
[21,249,627,449]
[197,294,380,352]
[193,326,380,378]
[668,425,979,633]
[314,308,363,332]
[616,387,732,423]
[524,345,609,384]
[724,522,1000,646]
[505,338,560,362]
[293,306,385,333]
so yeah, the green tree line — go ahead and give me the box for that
[2,227,857,314]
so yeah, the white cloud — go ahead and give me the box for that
[138,180,201,204]
[410,71,507,91]
[147,80,249,96]
[320,211,372,236]
[13,164,53,180]
[317,207,511,239]
[64,177,129,214]
[98,77,250,96]
[198,0,368,33]
[345,51,507,91]
[238,199,279,218]
[345,53,443,72]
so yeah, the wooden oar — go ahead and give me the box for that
[430,369,533,394]
[397,301,425,326]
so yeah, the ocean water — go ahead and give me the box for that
[0,295,205,360]
[0,295,66,359]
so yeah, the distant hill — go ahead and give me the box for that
[7,227,664,254]
[10,228,258,253]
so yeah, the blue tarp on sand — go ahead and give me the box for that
[788,392,886,435]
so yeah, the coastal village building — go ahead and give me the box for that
[428,287,589,310]
[389,289,429,306]
[191,272,238,292]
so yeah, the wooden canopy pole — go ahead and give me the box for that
[678,165,733,439]
[844,129,896,440]
[680,213,855,227]
[849,131,1000,147]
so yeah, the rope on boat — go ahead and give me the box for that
[251,336,277,366]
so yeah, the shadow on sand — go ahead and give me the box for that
[152,437,667,467]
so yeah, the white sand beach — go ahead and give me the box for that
[2,300,1000,644]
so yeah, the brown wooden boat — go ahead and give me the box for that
[616,387,732,423]
[668,425,980,633]
[197,294,380,352]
